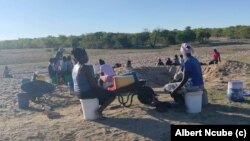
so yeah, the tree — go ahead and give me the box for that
[196,28,211,43]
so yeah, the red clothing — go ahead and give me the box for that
[212,51,220,60]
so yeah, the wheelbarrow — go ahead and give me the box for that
[107,79,157,107]
[21,80,55,103]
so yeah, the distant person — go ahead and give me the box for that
[164,43,208,106]
[65,56,74,89]
[179,54,185,71]
[61,56,68,73]
[71,48,116,119]
[209,49,221,65]
[126,60,132,69]
[66,56,74,74]
[99,59,116,87]
[173,55,180,65]
[3,66,13,78]
[113,63,122,68]
[179,55,184,65]
[166,58,173,66]
[48,58,56,83]
[157,58,164,66]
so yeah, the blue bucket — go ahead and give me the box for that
[17,93,29,109]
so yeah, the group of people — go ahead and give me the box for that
[48,48,74,84]
[68,42,211,119]
[157,54,184,66]
[157,48,221,67]
[44,41,220,120]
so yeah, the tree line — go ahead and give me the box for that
[0,25,250,49]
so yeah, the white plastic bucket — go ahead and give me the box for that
[185,91,203,113]
[80,98,99,120]
[227,80,244,102]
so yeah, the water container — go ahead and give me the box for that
[80,98,99,120]
[185,91,203,113]
[227,80,244,102]
[17,93,29,109]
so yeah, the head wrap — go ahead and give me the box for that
[180,43,193,54]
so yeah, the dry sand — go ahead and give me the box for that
[1,46,250,141]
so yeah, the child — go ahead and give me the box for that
[3,66,13,78]
[48,58,56,83]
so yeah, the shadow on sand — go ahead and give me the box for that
[97,100,250,141]
[97,117,170,141]
[146,103,250,125]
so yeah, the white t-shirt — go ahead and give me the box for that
[100,64,115,76]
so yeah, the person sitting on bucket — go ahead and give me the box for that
[71,48,116,119]
[3,66,13,78]
[164,43,207,105]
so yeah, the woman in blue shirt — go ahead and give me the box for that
[165,43,207,105]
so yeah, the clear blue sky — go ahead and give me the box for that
[0,0,249,40]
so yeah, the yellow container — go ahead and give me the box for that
[114,76,135,89]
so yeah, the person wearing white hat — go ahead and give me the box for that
[164,43,207,106]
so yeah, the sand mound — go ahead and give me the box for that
[203,60,250,81]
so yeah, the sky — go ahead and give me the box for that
[0,0,249,40]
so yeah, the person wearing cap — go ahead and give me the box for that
[209,49,221,65]
[164,43,208,106]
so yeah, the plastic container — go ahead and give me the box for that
[17,93,29,109]
[185,91,203,113]
[227,80,244,102]
[80,98,99,120]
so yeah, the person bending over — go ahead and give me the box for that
[164,43,208,106]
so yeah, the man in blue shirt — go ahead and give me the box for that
[165,43,208,106]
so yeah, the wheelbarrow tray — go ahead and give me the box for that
[21,80,55,98]
[112,80,146,94]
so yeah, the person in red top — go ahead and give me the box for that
[209,49,221,65]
